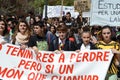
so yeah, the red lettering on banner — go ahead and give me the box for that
[58,53,65,63]
[81,75,99,80]
[0,66,24,79]
[93,75,99,80]
[70,51,109,62]
[18,59,42,71]
[89,52,96,61]
[28,72,47,80]
[0,44,2,51]
[51,75,99,80]
[59,64,74,74]
[11,47,19,56]
[96,51,103,61]
[36,52,42,61]
[6,45,33,59]
[48,53,54,62]
[51,76,58,80]
[42,53,50,62]
[104,51,109,61]
[45,65,54,74]
[82,52,89,61]
[36,52,54,62]
[6,45,14,54]
[76,53,82,62]
[70,53,76,62]
[42,53,49,62]
[18,49,33,59]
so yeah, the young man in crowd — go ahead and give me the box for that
[49,24,76,51]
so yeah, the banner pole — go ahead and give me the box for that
[60,0,64,21]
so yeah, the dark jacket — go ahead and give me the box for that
[77,42,97,50]
[49,37,77,51]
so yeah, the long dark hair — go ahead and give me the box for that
[12,20,32,44]
[100,25,112,40]
[0,19,8,36]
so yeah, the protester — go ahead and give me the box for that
[28,22,48,53]
[0,19,10,44]
[35,15,42,24]
[0,14,5,20]
[7,18,18,40]
[73,27,82,45]
[76,31,97,51]
[95,26,120,80]
[29,17,36,29]
[25,11,34,25]
[91,25,101,44]
[76,14,83,27]
[49,24,77,51]
[64,12,74,29]
[53,17,59,28]
[46,25,56,50]
[11,20,31,49]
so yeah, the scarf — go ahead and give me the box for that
[16,32,29,44]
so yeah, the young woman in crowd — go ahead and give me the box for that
[11,20,31,48]
[96,26,120,80]
[29,17,36,29]
[46,25,56,50]
[28,22,48,53]
[91,25,101,44]
[76,31,97,51]
[76,14,83,27]
[0,19,9,44]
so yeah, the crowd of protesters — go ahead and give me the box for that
[0,11,120,80]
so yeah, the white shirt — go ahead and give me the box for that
[0,36,6,43]
[58,38,66,44]
[80,43,90,50]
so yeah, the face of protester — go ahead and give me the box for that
[19,22,27,34]
[0,21,5,34]
[35,16,40,22]
[66,14,71,20]
[33,25,42,35]
[81,32,91,46]
[30,18,34,25]
[8,21,13,28]
[58,31,67,40]
[50,26,55,34]
[102,28,111,42]
[0,15,4,20]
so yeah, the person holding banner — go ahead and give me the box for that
[11,20,32,49]
[76,31,97,51]
[0,19,10,44]
[28,22,48,53]
[49,24,76,51]
[95,26,120,80]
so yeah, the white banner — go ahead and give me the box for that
[82,12,91,18]
[43,6,75,18]
[0,44,113,80]
[90,0,120,26]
